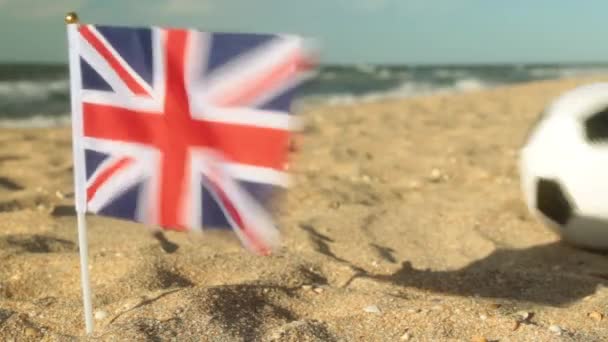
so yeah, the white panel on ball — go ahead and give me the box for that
[520,82,608,250]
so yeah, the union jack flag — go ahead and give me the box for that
[66,24,314,255]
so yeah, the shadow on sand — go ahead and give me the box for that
[301,223,608,306]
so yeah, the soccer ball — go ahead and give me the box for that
[520,83,608,250]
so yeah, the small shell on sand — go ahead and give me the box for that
[589,311,604,321]
[363,305,381,314]
[516,311,531,321]
[94,310,108,320]
[548,325,563,335]
[429,169,442,182]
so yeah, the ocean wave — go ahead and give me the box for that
[319,71,338,80]
[4,63,608,127]
[318,78,491,106]
[0,79,69,100]
[0,79,70,118]
[375,68,393,80]
[528,67,608,79]
[432,69,470,79]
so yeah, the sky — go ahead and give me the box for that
[0,0,607,65]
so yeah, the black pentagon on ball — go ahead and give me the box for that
[584,106,608,142]
[535,178,575,226]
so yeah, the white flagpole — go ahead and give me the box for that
[76,212,93,334]
[65,12,94,335]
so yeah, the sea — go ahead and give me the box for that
[2,63,608,127]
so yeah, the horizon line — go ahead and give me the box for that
[2,60,608,68]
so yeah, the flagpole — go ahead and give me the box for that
[65,11,94,335]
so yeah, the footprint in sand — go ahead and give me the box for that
[50,205,76,217]
[0,234,77,254]
[0,177,25,212]
[0,308,14,325]
[0,155,23,163]
[0,177,24,191]
[0,200,22,212]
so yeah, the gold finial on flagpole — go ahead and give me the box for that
[65,12,79,24]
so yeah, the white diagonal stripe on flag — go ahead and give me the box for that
[196,37,302,104]
[85,25,156,97]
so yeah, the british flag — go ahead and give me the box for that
[66,24,314,255]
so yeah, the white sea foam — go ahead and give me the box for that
[432,69,470,79]
[313,65,608,107]
[375,68,392,80]
[0,79,69,100]
[529,67,608,79]
[318,78,491,106]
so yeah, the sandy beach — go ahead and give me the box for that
[1,77,608,341]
